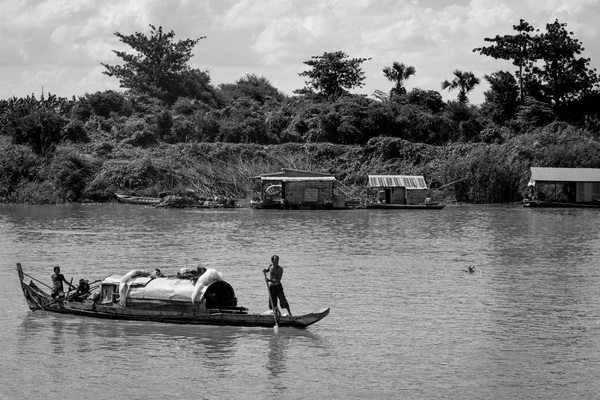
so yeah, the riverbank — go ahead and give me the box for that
[1,122,599,205]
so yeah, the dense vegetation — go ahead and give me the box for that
[1,20,599,204]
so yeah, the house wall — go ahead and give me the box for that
[577,182,600,202]
[390,188,406,204]
[285,181,334,205]
[406,189,428,205]
[332,192,346,208]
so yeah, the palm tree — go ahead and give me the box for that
[441,70,480,103]
[383,62,416,96]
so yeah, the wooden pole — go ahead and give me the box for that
[263,271,279,330]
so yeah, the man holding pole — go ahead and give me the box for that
[263,255,292,316]
[51,266,75,299]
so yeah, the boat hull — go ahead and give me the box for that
[367,203,446,210]
[523,199,600,208]
[17,264,328,329]
[115,194,161,205]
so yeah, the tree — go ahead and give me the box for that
[404,88,446,113]
[383,62,416,96]
[481,71,519,124]
[102,25,214,104]
[474,19,599,108]
[441,70,480,103]
[1,94,71,155]
[297,51,371,100]
[473,19,537,103]
[533,20,599,108]
[218,74,285,105]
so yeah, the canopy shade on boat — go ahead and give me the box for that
[258,176,336,182]
[368,175,428,189]
[251,168,336,182]
[528,167,600,184]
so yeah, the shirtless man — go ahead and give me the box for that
[263,255,292,316]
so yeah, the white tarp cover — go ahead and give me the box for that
[103,270,224,304]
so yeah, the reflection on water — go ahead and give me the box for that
[3,204,600,398]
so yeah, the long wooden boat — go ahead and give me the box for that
[16,264,329,329]
[115,193,161,205]
[523,198,600,208]
[366,202,446,210]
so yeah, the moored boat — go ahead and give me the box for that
[16,263,329,329]
[523,198,600,208]
[115,193,161,205]
[366,174,446,210]
[366,202,446,210]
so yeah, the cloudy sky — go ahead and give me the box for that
[2,0,599,104]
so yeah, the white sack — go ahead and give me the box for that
[191,268,222,304]
[119,269,151,306]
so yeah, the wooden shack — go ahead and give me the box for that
[367,175,430,205]
[525,167,600,206]
[250,168,346,209]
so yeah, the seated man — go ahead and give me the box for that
[150,268,164,278]
[177,265,207,281]
[73,279,91,302]
[191,266,207,284]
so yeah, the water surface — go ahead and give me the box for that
[1,204,600,399]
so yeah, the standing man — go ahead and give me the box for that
[263,255,292,316]
[51,266,74,299]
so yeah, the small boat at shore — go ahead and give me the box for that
[523,198,600,208]
[366,202,446,210]
[366,175,446,210]
[115,193,161,205]
[16,264,329,329]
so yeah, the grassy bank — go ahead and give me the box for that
[2,121,598,205]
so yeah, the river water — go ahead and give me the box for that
[1,203,600,399]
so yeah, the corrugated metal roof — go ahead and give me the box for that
[251,168,334,180]
[368,175,428,189]
[530,167,600,183]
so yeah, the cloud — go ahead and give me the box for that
[0,0,599,104]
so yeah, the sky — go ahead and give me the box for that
[1,0,599,105]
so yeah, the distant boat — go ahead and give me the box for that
[523,198,600,208]
[366,202,446,210]
[115,193,161,205]
[366,175,446,210]
[250,168,348,210]
[524,167,600,208]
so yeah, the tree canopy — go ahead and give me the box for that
[102,25,214,105]
[481,71,519,124]
[297,51,371,100]
[441,70,480,103]
[534,20,599,107]
[218,74,285,105]
[473,19,599,108]
[383,62,416,97]
[473,19,537,103]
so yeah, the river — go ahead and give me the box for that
[1,203,600,399]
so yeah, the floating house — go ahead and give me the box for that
[250,168,346,209]
[524,167,600,207]
[366,175,444,209]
